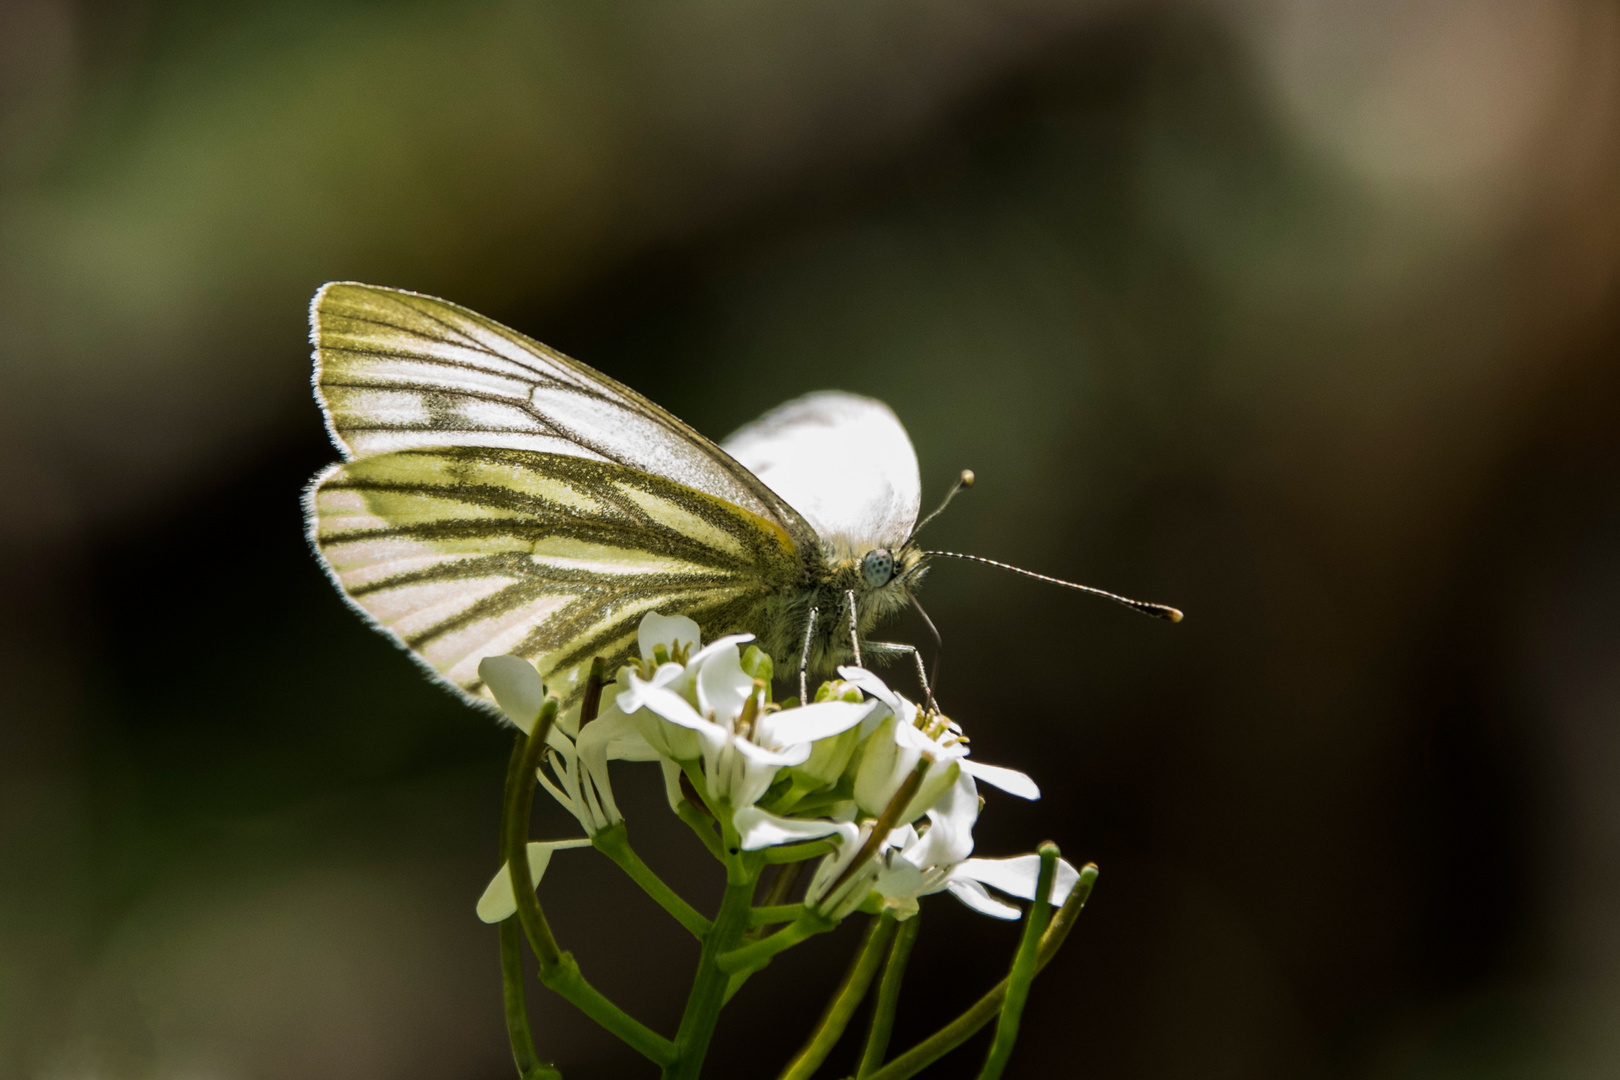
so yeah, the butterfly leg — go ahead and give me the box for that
[844,589,862,668]
[799,605,819,705]
[865,641,933,712]
[908,594,944,712]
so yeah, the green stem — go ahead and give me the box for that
[758,861,804,910]
[861,867,1101,1080]
[748,903,804,928]
[506,704,564,964]
[857,914,920,1078]
[721,972,748,1006]
[777,914,898,1080]
[533,954,675,1066]
[744,863,803,948]
[676,799,726,861]
[501,907,561,1079]
[862,863,1099,1080]
[976,844,1059,1080]
[506,702,676,1068]
[764,840,834,864]
[498,735,560,1080]
[717,911,834,974]
[593,823,710,939]
[663,832,759,1080]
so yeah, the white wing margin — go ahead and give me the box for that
[312,282,815,547]
[721,391,921,556]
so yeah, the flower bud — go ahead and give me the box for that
[740,644,774,686]
[791,723,862,789]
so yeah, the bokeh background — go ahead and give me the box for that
[4,1,1620,1077]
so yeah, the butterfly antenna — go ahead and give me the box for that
[923,551,1184,622]
[909,470,975,542]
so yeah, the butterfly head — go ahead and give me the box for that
[851,542,926,600]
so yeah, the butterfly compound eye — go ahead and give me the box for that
[861,548,895,588]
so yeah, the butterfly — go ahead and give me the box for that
[304,282,1179,715]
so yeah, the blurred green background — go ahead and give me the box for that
[4,1,1620,1077]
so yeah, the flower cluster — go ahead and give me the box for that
[476,612,1080,924]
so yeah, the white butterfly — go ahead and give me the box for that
[304,283,1177,714]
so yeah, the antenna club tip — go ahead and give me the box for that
[959,469,975,488]
[1165,608,1184,623]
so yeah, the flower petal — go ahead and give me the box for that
[953,854,1081,905]
[731,738,810,768]
[727,738,810,807]
[577,710,659,767]
[874,857,929,901]
[853,715,910,816]
[837,666,911,720]
[638,612,702,660]
[903,758,962,825]
[696,643,754,722]
[475,839,592,923]
[944,877,1022,919]
[628,681,714,733]
[759,700,874,747]
[960,760,1041,800]
[734,807,852,850]
[478,655,548,732]
[903,768,978,867]
[685,633,755,670]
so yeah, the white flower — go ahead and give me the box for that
[791,669,1053,919]
[805,769,1081,922]
[839,667,1041,806]
[616,636,874,845]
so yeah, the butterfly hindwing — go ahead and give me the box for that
[721,391,921,557]
[308,446,802,710]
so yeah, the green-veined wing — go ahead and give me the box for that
[311,281,817,550]
[307,446,802,711]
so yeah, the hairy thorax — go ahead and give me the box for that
[748,543,927,680]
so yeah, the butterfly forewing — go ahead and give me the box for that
[308,446,802,710]
[313,281,818,551]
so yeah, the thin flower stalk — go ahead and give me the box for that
[503,698,677,1068]
[858,913,921,1078]
[862,863,1100,1080]
[498,736,560,1080]
[500,919,559,1080]
[777,914,898,1080]
[976,843,1060,1080]
[592,824,711,939]
[717,910,836,974]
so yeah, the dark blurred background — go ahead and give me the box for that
[4,2,1619,1077]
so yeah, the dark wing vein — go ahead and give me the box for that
[311,281,819,551]
[310,446,802,710]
